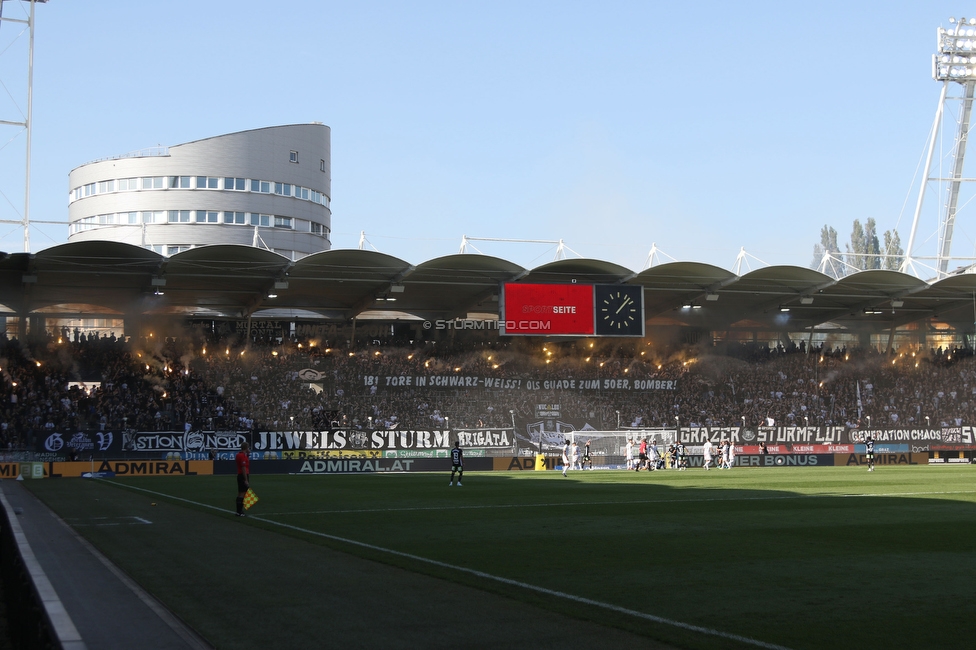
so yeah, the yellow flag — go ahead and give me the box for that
[243,488,259,510]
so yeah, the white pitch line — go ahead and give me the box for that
[101,480,792,650]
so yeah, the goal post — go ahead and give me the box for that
[565,429,677,459]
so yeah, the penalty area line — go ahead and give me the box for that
[96,480,792,650]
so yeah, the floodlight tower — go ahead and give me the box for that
[0,0,46,253]
[903,16,976,278]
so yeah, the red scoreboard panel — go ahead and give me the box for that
[501,283,595,335]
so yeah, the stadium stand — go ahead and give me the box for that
[2,330,974,458]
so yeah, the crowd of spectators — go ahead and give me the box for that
[1,329,975,451]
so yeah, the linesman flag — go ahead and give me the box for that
[243,488,259,510]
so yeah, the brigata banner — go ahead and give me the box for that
[361,374,677,391]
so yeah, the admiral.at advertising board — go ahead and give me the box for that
[215,458,493,474]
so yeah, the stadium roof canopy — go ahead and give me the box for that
[2,241,976,333]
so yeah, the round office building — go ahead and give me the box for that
[67,124,331,260]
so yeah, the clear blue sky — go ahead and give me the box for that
[0,1,967,272]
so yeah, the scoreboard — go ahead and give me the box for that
[500,283,645,337]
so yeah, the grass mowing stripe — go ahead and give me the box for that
[104,479,792,650]
[257,488,976,517]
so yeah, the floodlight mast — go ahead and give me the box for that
[903,16,976,278]
[0,0,47,253]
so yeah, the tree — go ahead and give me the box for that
[811,225,842,277]
[864,218,881,270]
[813,222,902,275]
[882,229,904,270]
[847,219,868,271]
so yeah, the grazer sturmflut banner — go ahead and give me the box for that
[675,425,976,447]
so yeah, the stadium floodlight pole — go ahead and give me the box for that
[0,0,47,252]
[905,16,976,277]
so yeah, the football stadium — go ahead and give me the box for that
[2,4,976,650]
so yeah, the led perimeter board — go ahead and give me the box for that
[500,283,644,337]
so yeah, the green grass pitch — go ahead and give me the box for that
[24,466,976,649]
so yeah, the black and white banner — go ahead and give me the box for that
[360,374,677,392]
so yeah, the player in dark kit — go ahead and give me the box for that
[864,435,875,472]
[235,441,250,516]
[581,440,593,470]
[449,441,464,486]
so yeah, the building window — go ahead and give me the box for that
[290,150,298,163]
[142,211,166,223]
[119,178,139,191]
[196,210,219,223]
[320,159,325,172]
[250,179,271,193]
[166,245,190,256]
[142,177,164,189]
[168,210,191,223]
[274,216,292,229]
[250,213,271,227]
[224,177,246,191]
[125,212,139,224]
[169,176,192,189]
[274,182,292,196]
[196,176,219,189]
[224,211,246,224]
[97,180,115,193]
[310,222,323,235]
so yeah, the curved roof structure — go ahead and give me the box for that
[2,241,976,334]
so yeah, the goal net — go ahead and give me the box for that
[564,429,677,459]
